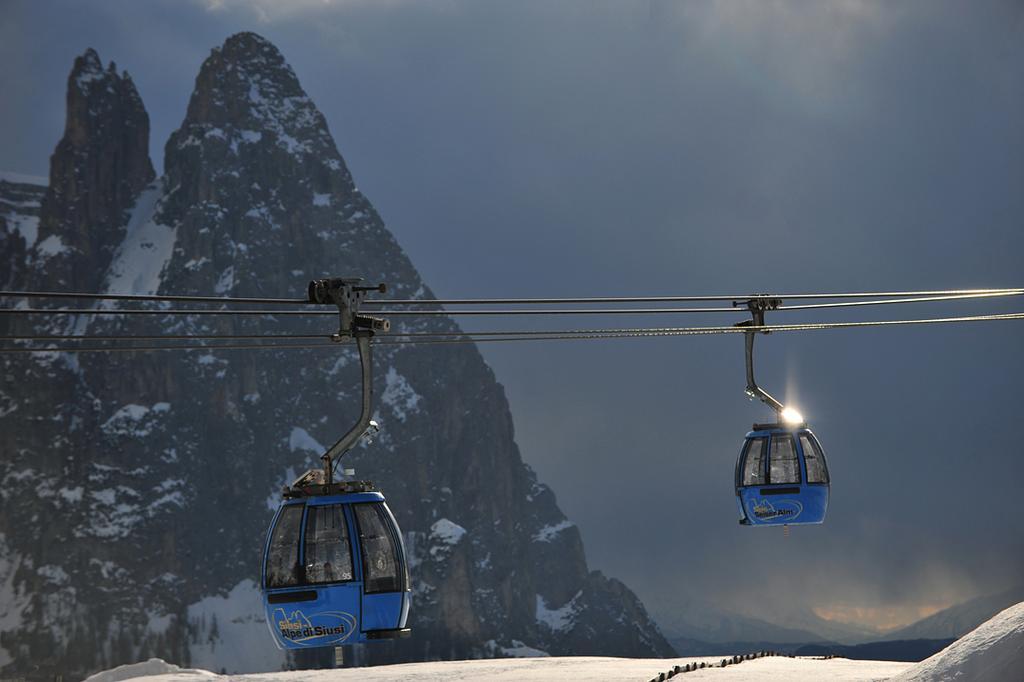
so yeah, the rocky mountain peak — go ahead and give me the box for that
[77,47,102,74]
[221,31,287,69]
[160,32,360,301]
[185,31,300,123]
[33,47,154,291]
[0,37,674,679]
[170,32,343,176]
[64,49,148,148]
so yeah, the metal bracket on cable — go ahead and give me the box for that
[733,295,785,417]
[305,278,391,486]
[308,277,390,341]
[732,295,782,334]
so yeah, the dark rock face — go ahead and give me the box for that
[0,34,673,681]
[36,48,155,292]
[0,177,45,290]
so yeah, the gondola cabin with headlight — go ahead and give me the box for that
[733,298,831,527]
[261,278,410,650]
[735,423,830,526]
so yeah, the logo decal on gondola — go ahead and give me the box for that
[273,607,357,646]
[750,498,803,521]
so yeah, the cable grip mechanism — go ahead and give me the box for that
[308,277,390,341]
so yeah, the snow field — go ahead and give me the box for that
[84,658,217,682]
[87,655,912,682]
[891,600,1024,682]
[85,601,1024,682]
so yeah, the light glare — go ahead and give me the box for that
[781,406,804,424]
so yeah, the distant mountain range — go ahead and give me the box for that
[794,639,956,663]
[881,584,1024,642]
[655,584,1024,661]
[652,598,877,649]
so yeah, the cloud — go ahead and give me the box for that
[666,0,900,120]
[198,0,424,24]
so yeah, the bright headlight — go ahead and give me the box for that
[781,406,804,424]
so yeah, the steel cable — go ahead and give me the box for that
[0,308,333,316]
[4,289,1022,318]
[0,290,309,305]
[3,287,1021,309]
[2,312,1021,353]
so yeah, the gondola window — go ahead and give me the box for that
[769,434,801,484]
[355,503,402,594]
[266,504,304,588]
[799,434,829,484]
[304,504,355,584]
[742,437,767,486]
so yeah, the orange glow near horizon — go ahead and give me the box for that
[812,602,952,632]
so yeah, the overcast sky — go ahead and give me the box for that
[2,0,1022,634]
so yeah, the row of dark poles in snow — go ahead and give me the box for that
[647,650,840,681]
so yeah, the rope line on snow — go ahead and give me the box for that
[645,650,822,680]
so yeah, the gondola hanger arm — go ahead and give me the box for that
[735,297,787,419]
[305,278,391,484]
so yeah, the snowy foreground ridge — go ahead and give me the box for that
[86,601,1024,681]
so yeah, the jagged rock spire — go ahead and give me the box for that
[35,47,155,290]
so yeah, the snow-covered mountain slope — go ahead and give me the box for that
[0,175,45,290]
[892,600,1024,682]
[0,33,671,680]
[0,176,44,244]
[883,584,1024,642]
[86,654,914,682]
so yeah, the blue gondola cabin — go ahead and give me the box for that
[262,480,411,648]
[735,425,830,526]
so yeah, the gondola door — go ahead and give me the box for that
[354,502,411,635]
[264,501,362,649]
[736,434,768,525]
